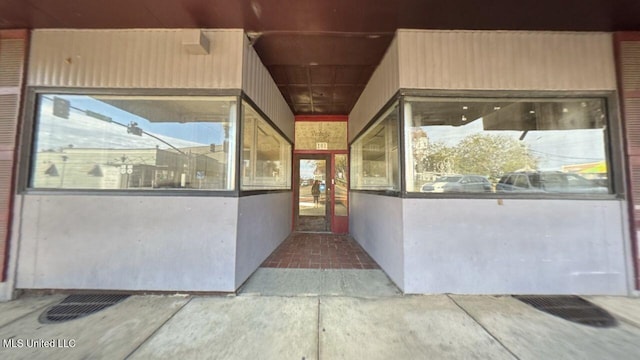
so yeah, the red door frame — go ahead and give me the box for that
[293,115,349,234]
[330,151,349,234]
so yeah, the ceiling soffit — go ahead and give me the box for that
[1,0,639,115]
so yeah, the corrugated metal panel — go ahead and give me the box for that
[0,39,24,88]
[621,41,640,91]
[0,94,18,147]
[631,158,640,207]
[626,98,640,155]
[242,36,294,140]
[397,30,616,91]
[0,31,26,282]
[348,37,399,142]
[615,33,640,290]
[0,160,13,248]
[28,29,244,89]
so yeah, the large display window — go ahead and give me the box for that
[241,101,292,190]
[350,102,400,191]
[403,97,611,195]
[30,94,237,191]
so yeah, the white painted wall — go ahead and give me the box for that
[348,37,399,143]
[349,192,404,290]
[348,30,629,295]
[350,30,616,142]
[28,29,244,89]
[397,30,616,91]
[16,28,295,294]
[235,192,292,288]
[242,36,295,141]
[16,195,238,292]
[402,198,630,295]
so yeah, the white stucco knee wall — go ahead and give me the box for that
[351,193,631,295]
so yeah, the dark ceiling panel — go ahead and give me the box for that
[26,0,162,28]
[309,66,335,85]
[277,86,292,102]
[294,104,314,114]
[311,104,335,114]
[269,66,290,85]
[142,0,245,28]
[335,66,371,85]
[0,1,61,28]
[333,86,364,103]
[253,33,393,66]
[288,85,312,104]
[311,86,333,104]
[396,0,618,31]
[329,103,352,115]
[286,67,310,85]
[3,0,637,32]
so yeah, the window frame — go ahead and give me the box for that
[348,90,623,200]
[20,87,292,197]
[398,90,622,200]
[349,98,402,195]
[239,98,293,193]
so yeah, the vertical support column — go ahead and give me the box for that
[226,101,237,190]
[403,101,414,193]
[614,32,640,290]
[0,30,28,282]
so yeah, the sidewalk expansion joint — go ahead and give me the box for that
[0,297,62,330]
[447,295,522,360]
[124,296,193,359]
[317,297,321,360]
[616,315,640,330]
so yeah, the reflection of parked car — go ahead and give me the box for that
[421,175,492,193]
[496,171,608,194]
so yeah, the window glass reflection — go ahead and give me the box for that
[334,154,348,216]
[350,103,400,191]
[241,102,292,190]
[299,159,326,216]
[403,97,610,194]
[31,95,237,190]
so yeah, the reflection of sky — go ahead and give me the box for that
[36,101,205,151]
[421,117,606,169]
[300,160,316,179]
[47,95,224,145]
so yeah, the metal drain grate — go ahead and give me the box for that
[39,294,130,324]
[514,295,617,328]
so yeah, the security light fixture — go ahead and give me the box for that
[182,29,210,55]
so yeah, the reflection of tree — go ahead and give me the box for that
[314,160,326,178]
[412,128,430,173]
[419,142,455,174]
[335,155,347,181]
[418,133,537,181]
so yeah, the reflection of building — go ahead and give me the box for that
[562,161,608,185]
[562,161,607,174]
[33,146,226,190]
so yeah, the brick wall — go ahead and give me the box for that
[615,32,640,289]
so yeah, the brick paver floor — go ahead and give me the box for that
[261,233,380,269]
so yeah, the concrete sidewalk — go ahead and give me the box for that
[0,275,639,359]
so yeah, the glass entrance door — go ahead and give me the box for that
[295,156,330,232]
[332,153,349,233]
